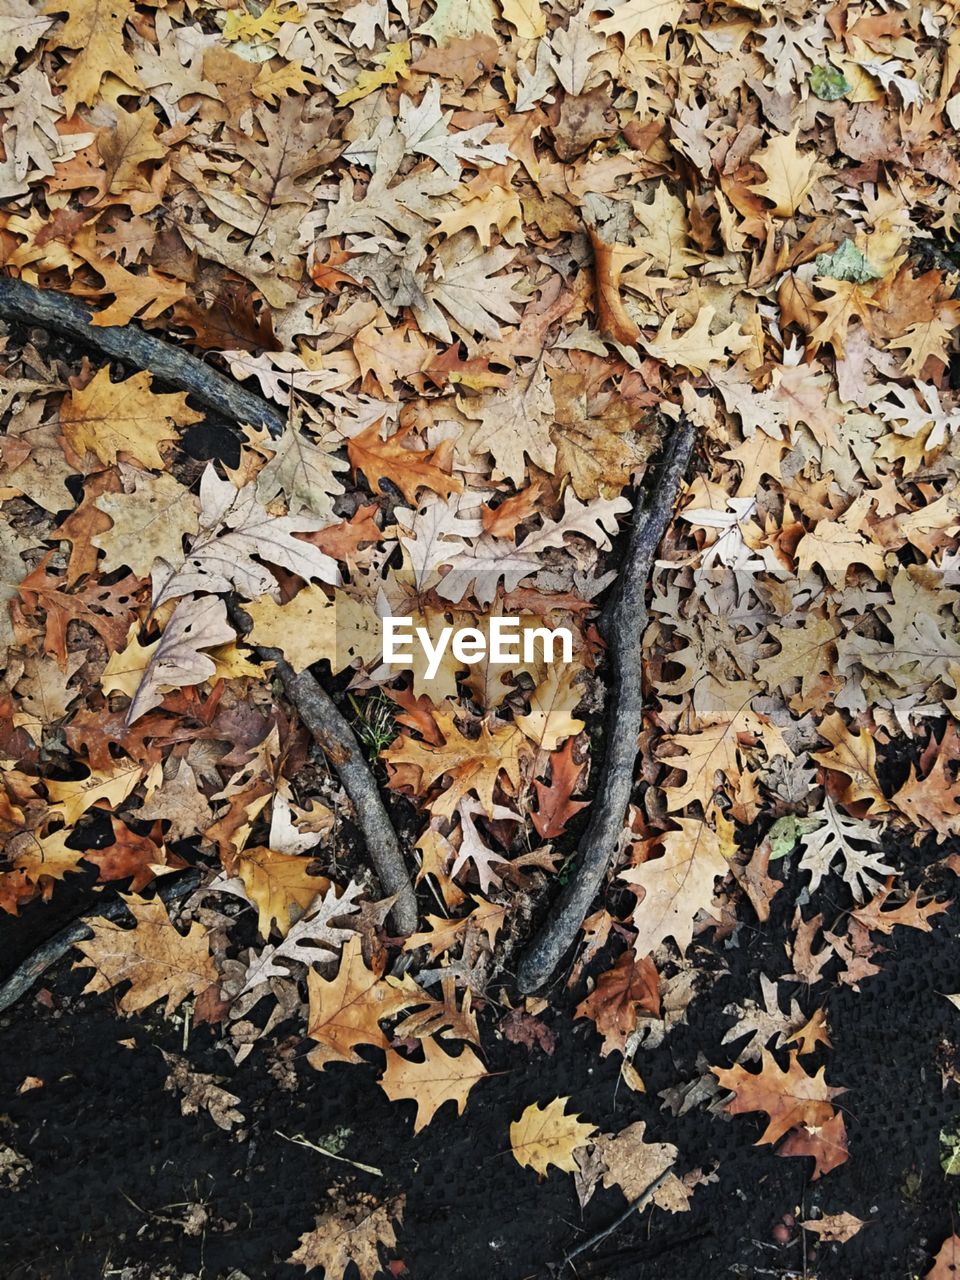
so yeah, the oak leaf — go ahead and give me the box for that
[116,595,236,725]
[510,1097,597,1176]
[347,420,461,504]
[516,665,585,753]
[152,465,340,607]
[575,950,660,1057]
[73,895,217,1016]
[244,586,336,674]
[713,1047,846,1150]
[379,1037,488,1132]
[640,306,751,374]
[620,819,728,957]
[749,126,823,217]
[59,368,202,472]
[288,1194,405,1280]
[91,469,201,579]
[305,934,417,1069]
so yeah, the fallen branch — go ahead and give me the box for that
[556,1164,677,1276]
[228,601,418,935]
[0,276,416,935]
[0,868,202,1015]
[516,419,695,993]
[0,276,285,438]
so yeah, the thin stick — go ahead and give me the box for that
[516,421,695,993]
[228,600,418,935]
[0,868,202,1015]
[0,277,286,437]
[275,1129,383,1177]
[559,1164,676,1275]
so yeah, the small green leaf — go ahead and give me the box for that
[809,64,852,101]
[940,1124,960,1175]
[814,239,884,284]
[765,814,823,861]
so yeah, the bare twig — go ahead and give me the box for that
[516,420,695,993]
[228,600,418,935]
[0,276,285,437]
[0,868,202,1015]
[557,1164,677,1276]
[275,1129,383,1176]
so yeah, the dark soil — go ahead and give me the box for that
[2,824,959,1280]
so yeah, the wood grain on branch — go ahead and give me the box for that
[0,276,286,437]
[516,419,695,993]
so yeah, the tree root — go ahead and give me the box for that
[0,868,202,1015]
[516,419,695,993]
[0,276,285,437]
[228,602,418,935]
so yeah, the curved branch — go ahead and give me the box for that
[228,602,418,935]
[516,419,695,994]
[0,276,286,438]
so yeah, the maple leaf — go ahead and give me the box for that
[73,895,217,1016]
[59,368,202,472]
[305,934,417,1069]
[289,1194,405,1280]
[620,819,728,957]
[510,1097,597,1176]
[152,465,339,607]
[379,1037,488,1131]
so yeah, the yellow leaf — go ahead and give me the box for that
[509,1097,597,1176]
[60,368,202,471]
[640,306,751,374]
[337,41,411,106]
[245,586,337,673]
[620,818,728,956]
[749,126,822,218]
[516,665,585,752]
[500,0,545,38]
[97,106,165,195]
[47,763,143,828]
[380,1038,488,1131]
[46,0,141,112]
[594,0,683,43]
[236,845,329,938]
[306,935,418,1068]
